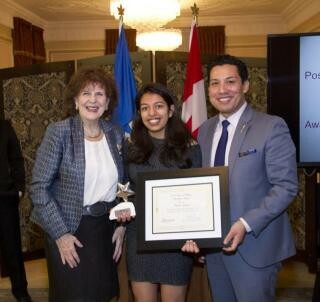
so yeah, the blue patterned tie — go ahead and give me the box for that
[214,120,230,166]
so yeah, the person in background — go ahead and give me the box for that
[125,83,202,302]
[182,54,298,302]
[31,66,130,302]
[0,119,32,302]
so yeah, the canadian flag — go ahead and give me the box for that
[181,20,207,139]
[182,20,207,139]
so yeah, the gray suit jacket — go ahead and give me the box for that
[31,115,124,240]
[198,105,297,267]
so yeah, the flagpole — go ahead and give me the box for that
[189,3,199,49]
[113,4,137,135]
[117,4,124,35]
[181,2,207,139]
[191,3,199,25]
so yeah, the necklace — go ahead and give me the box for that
[83,127,102,139]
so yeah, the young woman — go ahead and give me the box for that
[125,83,202,302]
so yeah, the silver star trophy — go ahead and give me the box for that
[109,182,136,220]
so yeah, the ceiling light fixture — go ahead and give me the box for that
[110,0,182,51]
[136,29,182,51]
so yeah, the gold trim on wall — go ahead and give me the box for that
[0,23,11,42]
[0,24,13,68]
[46,40,105,62]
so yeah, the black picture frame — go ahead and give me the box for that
[136,167,230,252]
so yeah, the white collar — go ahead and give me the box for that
[218,102,247,128]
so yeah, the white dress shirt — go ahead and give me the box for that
[83,135,118,206]
[210,102,247,166]
[210,102,251,232]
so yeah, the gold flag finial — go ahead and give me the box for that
[191,3,199,24]
[117,4,125,22]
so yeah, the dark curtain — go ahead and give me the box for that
[12,17,33,66]
[105,28,137,54]
[12,17,46,67]
[198,26,225,55]
[32,25,46,64]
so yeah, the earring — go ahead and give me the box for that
[75,103,79,110]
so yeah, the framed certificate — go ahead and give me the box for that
[136,167,230,251]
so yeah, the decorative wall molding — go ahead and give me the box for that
[43,14,287,42]
[282,0,320,31]
[291,12,320,32]
[226,35,267,58]
[170,14,286,35]
[2,0,319,42]
[46,40,105,62]
[2,0,46,28]
[0,24,12,42]
[0,24,13,68]
[1,0,319,66]
[44,20,115,41]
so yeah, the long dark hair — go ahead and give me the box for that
[127,83,194,167]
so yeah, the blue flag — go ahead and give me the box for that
[113,25,137,134]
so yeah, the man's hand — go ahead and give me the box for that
[222,220,246,253]
[55,233,83,268]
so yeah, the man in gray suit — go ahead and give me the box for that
[183,54,298,301]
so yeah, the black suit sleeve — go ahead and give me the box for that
[6,120,25,194]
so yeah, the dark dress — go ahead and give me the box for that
[125,138,202,285]
[45,215,118,302]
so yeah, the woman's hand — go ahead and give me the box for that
[112,226,126,262]
[181,240,206,263]
[116,209,134,223]
[181,240,200,253]
[55,233,83,268]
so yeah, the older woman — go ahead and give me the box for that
[31,66,128,302]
